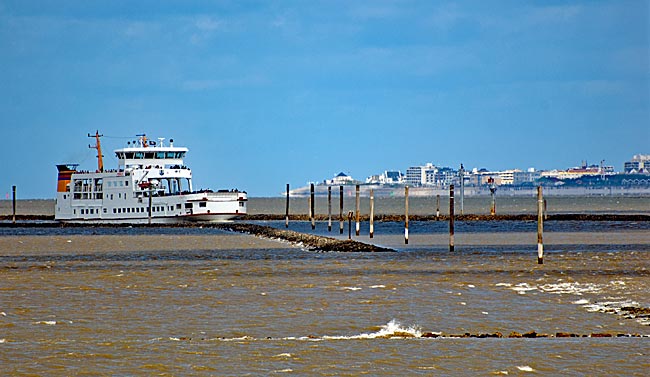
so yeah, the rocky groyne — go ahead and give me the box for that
[213,223,395,252]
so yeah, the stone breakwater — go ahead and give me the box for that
[213,223,395,252]
[150,331,649,342]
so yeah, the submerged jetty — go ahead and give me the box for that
[213,223,395,252]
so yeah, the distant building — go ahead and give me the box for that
[380,170,403,184]
[468,169,520,186]
[406,163,438,186]
[541,161,614,180]
[325,172,356,185]
[366,170,403,184]
[513,169,540,185]
[624,154,650,174]
[435,167,456,187]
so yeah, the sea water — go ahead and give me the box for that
[0,200,648,375]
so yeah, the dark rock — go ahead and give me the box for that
[421,332,440,338]
[556,332,578,338]
[522,331,537,338]
[508,332,522,338]
[590,333,612,338]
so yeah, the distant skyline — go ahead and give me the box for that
[1,0,648,198]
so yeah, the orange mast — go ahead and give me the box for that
[88,131,104,172]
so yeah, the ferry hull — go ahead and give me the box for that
[58,213,243,224]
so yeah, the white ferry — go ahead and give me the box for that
[55,132,247,223]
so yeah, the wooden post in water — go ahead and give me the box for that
[347,211,353,240]
[355,184,360,236]
[404,186,409,245]
[327,186,332,232]
[449,184,455,252]
[537,185,544,264]
[488,177,497,216]
[12,185,16,224]
[543,198,548,221]
[436,194,440,219]
[369,188,375,238]
[459,164,465,215]
[339,186,344,234]
[285,183,290,228]
[310,183,315,230]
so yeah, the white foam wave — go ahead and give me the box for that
[506,280,627,296]
[323,319,423,340]
[342,287,362,291]
[511,283,536,294]
[34,320,57,325]
[581,300,650,326]
[538,282,603,295]
[516,366,535,372]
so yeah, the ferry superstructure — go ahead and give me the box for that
[55,132,247,223]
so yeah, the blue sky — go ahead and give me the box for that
[1,0,648,198]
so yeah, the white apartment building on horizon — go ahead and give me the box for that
[405,163,438,186]
[624,154,650,174]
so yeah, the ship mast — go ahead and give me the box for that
[88,131,104,172]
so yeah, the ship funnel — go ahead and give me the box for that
[169,138,174,147]
[56,164,78,193]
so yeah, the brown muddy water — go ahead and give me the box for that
[0,198,649,375]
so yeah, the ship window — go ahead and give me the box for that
[240,202,245,207]
[185,203,193,209]
[73,209,76,214]
[103,208,107,213]
[124,152,134,159]
[145,152,155,159]
[199,202,207,208]
[113,208,116,214]
[176,204,181,209]
[156,152,165,159]
[166,152,175,158]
